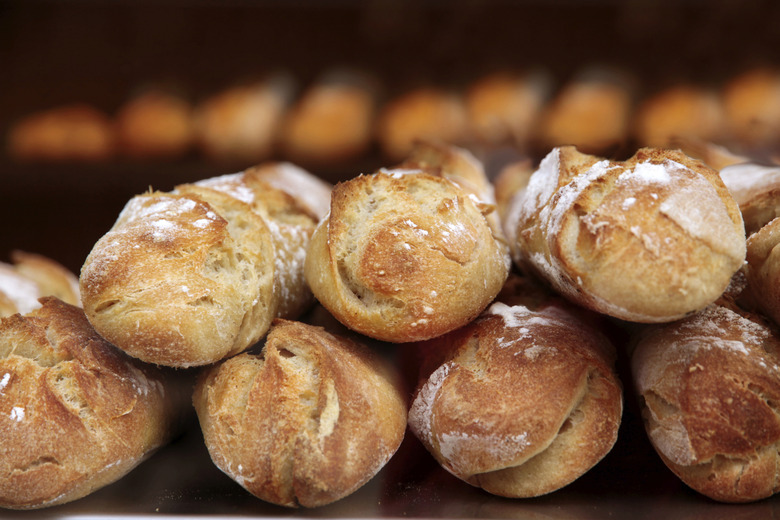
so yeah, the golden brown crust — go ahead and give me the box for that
[745,217,780,325]
[192,319,407,508]
[631,303,780,503]
[722,67,780,150]
[0,297,181,509]
[80,164,330,367]
[720,163,780,236]
[504,146,746,323]
[408,275,622,498]
[115,89,194,159]
[304,144,510,342]
[0,252,80,318]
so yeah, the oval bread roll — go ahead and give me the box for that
[80,163,331,367]
[631,302,780,503]
[745,217,780,325]
[720,162,780,236]
[0,297,182,509]
[504,146,746,323]
[304,142,510,342]
[0,251,80,318]
[408,275,622,498]
[193,319,407,508]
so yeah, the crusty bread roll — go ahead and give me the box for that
[304,142,510,342]
[279,71,377,165]
[80,162,331,367]
[722,67,780,150]
[115,88,195,159]
[493,158,534,221]
[631,301,780,503]
[7,104,115,162]
[193,319,407,508]
[537,68,633,154]
[745,217,780,326]
[465,71,550,148]
[0,251,80,318]
[504,146,746,323]
[632,84,725,148]
[668,136,749,171]
[0,297,183,509]
[720,162,780,236]
[194,75,294,162]
[408,274,622,498]
[376,87,469,161]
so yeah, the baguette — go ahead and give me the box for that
[304,142,510,342]
[193,319,407,507]
[0,297,183,509]
[407,274,622,498]
[631,302,780,503]
[504,146,746,323]
[80,162,331,367]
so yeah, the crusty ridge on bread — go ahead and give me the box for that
[0,297,181,510]
[80,163,330,367]
[193,319,407,508]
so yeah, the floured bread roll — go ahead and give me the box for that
[632,302,780,503]
[304,142,510,342]
[193,319,407,508]
[720,162,780,235]
[745,217,780,325]
[0,297,183,509]
[504,146,746,323]
[0,251,80,318]
[80,162,331,367]
[408,275,622,498]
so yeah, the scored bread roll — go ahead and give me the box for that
[304,141,510,342]
[745,217,780,326]
[193,319,407,508]
[504,146,746,323]
[0,251,80,318]
[631,301,780,503]
[80,162,331,367]
[719,162,780,236]
[407,274,622,498]
[0,297,184,509]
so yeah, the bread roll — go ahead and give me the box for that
[0,251,80,318]
[115,88,194,159]
[631,302,780,503]
[194,75,294,162]
[279,71,377,164]
[7,104,115,162]
[80,162,331,367]
[722,67,780,150]
[537,68,632,154]
[376,87,469,161]
[720,162,780,235]
[745,217,780,326]
[193,319,407,508]
[493,158,534,220]
[407,274,622,498]
[465,71,550,147]
[504,146,746,323]
[668,136,749,171]
[632,84,725,148]
[0,297,182,509]
[304,142,510,342]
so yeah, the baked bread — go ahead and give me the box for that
[375,87,469,161]
[0,251,80,318]
[722,67,780,150]
[115,88,194,159]
[193,319,407,508]
[493,158,534,220]
[631,302,780,503]
[7,104,115,162]
[304,142,510,342]
[720,162,780,236]
[279,70,377,164]
[0,297,183,509]
[668,136,749,171]
[80,162,331,367]
[407,274,622,498]
[632,84,725,148]
[504,146,746,323]
[194,75,294,162]
[537,68,633,154]
[745,217,780,326]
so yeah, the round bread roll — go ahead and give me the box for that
[80,162,331,367]
[722,67,780,150]
[0,297,183,509]
[193,319,407,508]
[504,146,746,323]
[0,251,80,318]
[408,275,622,498]
[720,162,780,236]
[631,302,780,503]
[304,142,510,343]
